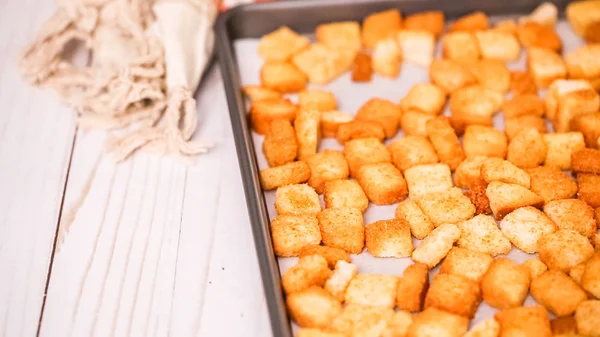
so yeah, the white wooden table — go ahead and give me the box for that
[0,0,272,336]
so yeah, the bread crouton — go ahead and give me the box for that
[382,311,413,337]
[357,162,408,205]
[412,223,461,268]
[343,137,391,177]
[318,208,364,254]
[258,26,310,61]
[464,185,492,215]
[292,44,354,84]
[538,229,595,272]
[351,52,372,82]
[416,187,475,226]
[526,47,567,88]
[581,252,600,297]
[531,270,588,317]
[454,156,488,188]
[372,37,401,78]
[548,81,600,133]
[400,83,446,116]
[362,9,402,49]
[481,258,531,309]
[450,11,489,32]
[565,44,600,82]
[250,98,297,135]
[395,200,434,239]
[345,274,400,308]
[323,179,369,212]
[457,214,512,256]
[510,70,538,95]
[407,307,469,337]
[571,263,586,285]
[262,119,297,167]
[396,30,435,67]
[275,184,321,215]
[425,273,481,318]
[426,117,466,170]
[271,214,321,257]
[442,31,480,63]
[524,258,549,279]
[519,2,558,27]
[486,181,544,219]
[507,128,547,169]
[550,316,578,335]
[287,286,342,328]
[567,0,600,36]
[404,11,445,37]
[260,61,307,93]
[450,85,503,127]
[329,304,394,336]
[481,158,530,188]
[440,247,493,283]
[471,59,511,93]
[575,300,600,337]
[305,150,349,194]
[500,206,557,254]
[429,59,477,93]
[365,219,413,258]
[463,125,507,158]
[389,136,439,172]
[297,329,345,337]
[505,115,547,142]
[298,244,350,269]
[495,305,552,337]
[404,163,453,199]
[396,262,429,312]
[503,94,545,118]
[543,132,586,170]
[355,98,401,138]
[242,85,281,101]
[476,30,520,61]
[336,120,386,144]
[570,112,600,148]
[544,199,596,238]
[401,110,435,137]
[260,161,310,190]
[320,110,353,138]
[316,21,361,52]
[517,22,562,52]
[572,148,600,175]
[299,89,337,112]
[295,109,320,160]
[324,260,357,301]
[578,173,600,208]
[463,319,500,337]
[282,255,331,294]
[585,20,600,43]
[527,166,578,204]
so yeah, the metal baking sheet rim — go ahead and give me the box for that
[214,1,571,336]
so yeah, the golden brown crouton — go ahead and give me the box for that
[404,11,445,37]
[570,263,586,285]
[262,119,297,167]
[457,214,512,256]
[531,270,588,317]
[544,199,596,238]
[481,158,530,188]
[429,59,477,93]
[519,2,558,27]
[271,214,321,257]
[564,44,600,82]
[426,117,466,170]
[407,307,469,337]
[538,229,595,272]
[442,31,480,63]
[572,148,600,175]
[282,255,331,294]
[412,223,461,268]
[242,85,282,101]
[471,59,511,93]
[494,18,518,33]
[343,137,391,177]
[396,262,429,312]
[299,89,337,112]
[570,112,600,148]
[292,44,354,85]
[355,98,401,139]
[315,21,361,52]
[507,128,547,169]
[416,188,475,226]
[389,136,439,172]
[440,247,493,283]
[366,219,413,258]
[295,108,320,160]
[450,85,503,127]
[482,258,531,309]
[476,30,520,61]
[575,300,600,337]
[517,22,562,52]
[362,9,403,49]
[524,258,549,279]
[510,70,538,95]
[372,37,401,78]
[323,179,369,213]
[336,120,386,144]
[260,161,310,191]
[550,316,577,335]
[382,311,413,337]
[526,47,567,88]
[504,114,547,141]
[450,11,489,32]
[463,318,500,337]
[567,0,600,36]
[400,83,447,116]
[320,110,353,138]
[401,110,435,137]
[585,20,600,43]
[527,166,578,204]
[324,260,357,301]
[503,94,545,118]
[318,208,364,254]
[275,184,321,215]
[351,52,372,82]
[297,328,345,337]
[396,30,435,67]
[258,26,310,62]
[454,156,488,188]
[500,206,557,254]
[287,286,342,328]
[581,252,600,298]
[298,245,350,269]
[357,162,408,205]
[404,163,453,199]
[486,181,544,219]
[425,273,482,318]
[250,98,297,135]
[463,125,507,159]
[345,274,400,308]
[578,173,600,208]
[464,185,492,215]
[261,61,307,93]
[304,150,349,194]
[395,200,434,239]
[545,79,597,120]
[495,305,552,337]
[329,304,394,336]
[543,132,586,170]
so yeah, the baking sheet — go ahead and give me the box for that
[234,18,585,330]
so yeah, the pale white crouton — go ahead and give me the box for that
[396,30,435,67]
[395,200,435,240]
[287,286,342,328]
[412,223,461,268]
[404,164,453,199]
[543,132,586,170]
[481,158,530,188]
[345,274,400,308]
[457,214,512,256]
[463,318,500,337]
[324,260,357,301]
[415,187,476,226]
[500,206,557,253]
[440,247,494,283]
[372,37,401,78]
